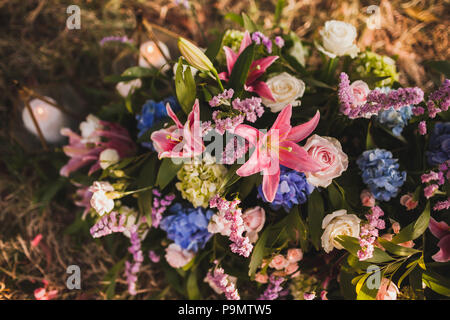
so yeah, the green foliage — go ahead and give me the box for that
[307,189,325,250]
[175,58,197,114]
[228,44,256,95]
[156,158,182,190]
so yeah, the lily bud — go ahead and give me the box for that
[178,37,215,72]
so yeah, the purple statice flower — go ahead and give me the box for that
[412,106,425,116]
[275,36,285,49]
[251,32,273,53]
[90,211,127,238]
[205,263,240,300]
[418,121,427,135]
[258,275,286,300]
[149,250,160,263]
[356,149,406,201]
[231,97,264,123]
[160,203,214,253]
[258,166,314,212]
[209,195,253,257]
[151,189,175,228]
[358,206,385,261]
[251,32,264,44]
[262,37,273,54]
[427,79,450,118]
[99,35,133,46]
[124,225,144,296]
[338,72,356,117]
[222,135,249,165]
[209,89,234,107]
[434,198,450,211]
[376,87,413,136]
[212,111,245,135]
[426,122,450,166]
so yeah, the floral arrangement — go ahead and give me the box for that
[61,14,450,300]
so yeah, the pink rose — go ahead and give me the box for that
[254,273,269,284]
[400,193,418,210]
[269,254,289,270]
[350,80,370,108]
[165,243,194,269]
[242,206,266,243]
[284,263,299,275]
[303,135,349,188]
[376,278,399,300]
[286,248,303,263]
[360,189,375,207]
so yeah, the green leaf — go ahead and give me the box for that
[286,206,309,250]
[366,121,376,149]
[121,66,157,78]
[156,158,182,190]
[205,32,225,61]
[336,235,394,263]
[307,190,325,250]
[242,13,258,32]
[303,77,335,90]
[224,13,244,26]
[377,238,421,257]
[392,202,430,244]
[398,260,418,287]
[356,277,379,300]
[327,182,345,209]
[249,227,270,277]
[104,258,126,299]
[187,269,202,300]
[422,270,450,297]
[175,57,197,114]
[274,0,286,25]
[228,44,255,94]
[218,163,242,194]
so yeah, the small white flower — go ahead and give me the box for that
[316,20,360,58]
[79,114,102,143]
[321,209,361,253]
[116,79,142,98]
[165,243,194,269]
[89,181,115,216]
[99,148,120,170]
[262,72,306,113]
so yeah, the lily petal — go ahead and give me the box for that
[432,234,450,263]
[269,104,292,139]
[247,56,279,84]
[429,218,450,240]
[236,148,267,177]
[262,167,281,203]
[223,46,239,76]
[238,31,252,55]
[166,103,184,129]
[287,111,321,143]
[246,81,276,101]
[234,124,262,147]
[279,141,324,172]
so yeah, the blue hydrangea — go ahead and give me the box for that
[426,122,450,166]
[375,87,413,136]
[160,203,214,253]
[136,97,181,149]
[356,149,406,201]
[258,166,314,212]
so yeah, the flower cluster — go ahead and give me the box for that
[221,135,249,165]
[352,51,399,87]
[251,31,273,53]
[209,195,253,257]
[427,122,450,166]
[205,262,240,300]
[151,189,175,228]
[160,203,214,253]
[175,154,227,208]
[89,211,127,238]
[258,275,286,300]
[358,206,385,261]
[376,87,413,136]
[357,149,406,201]
[258,166,314,212]
[427,79,450,118]
[124,225,144,295]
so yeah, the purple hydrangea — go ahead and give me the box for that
[356,149,406,201]
[160,203,214,253]
[258,166,314,212]
[427,122,450,166]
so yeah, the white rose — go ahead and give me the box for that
[165,243,194,269]
[116,78,142,98]
[321,209,361,253]
[303,135,349,188]
[99,148,120,170]
[317,20,359,58]
[262,72,306,113]
[89,181,115,216]
[79,114,102,143]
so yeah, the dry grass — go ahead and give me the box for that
[0,0,448,299]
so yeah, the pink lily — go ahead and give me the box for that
[234,104,324,202]
[429,218,450,263]
[151,99,205,159]
[219,31,278,101]
[60,121,135,177]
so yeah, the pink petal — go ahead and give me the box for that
[246,81,276,101]
[269,104,292,139]
[262,167,281,203]
[432,234,450,263]
[287,111,321,143]
[218,71,229,81]
[224,46,238,76]
[236,149,265,177]
[234,124,262,147]
[166,103,184,129]
[247,56,279,84]
[279,141,324,172]
[238,31,252,55]
[429,218,450,240]
[31,234,43,248]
